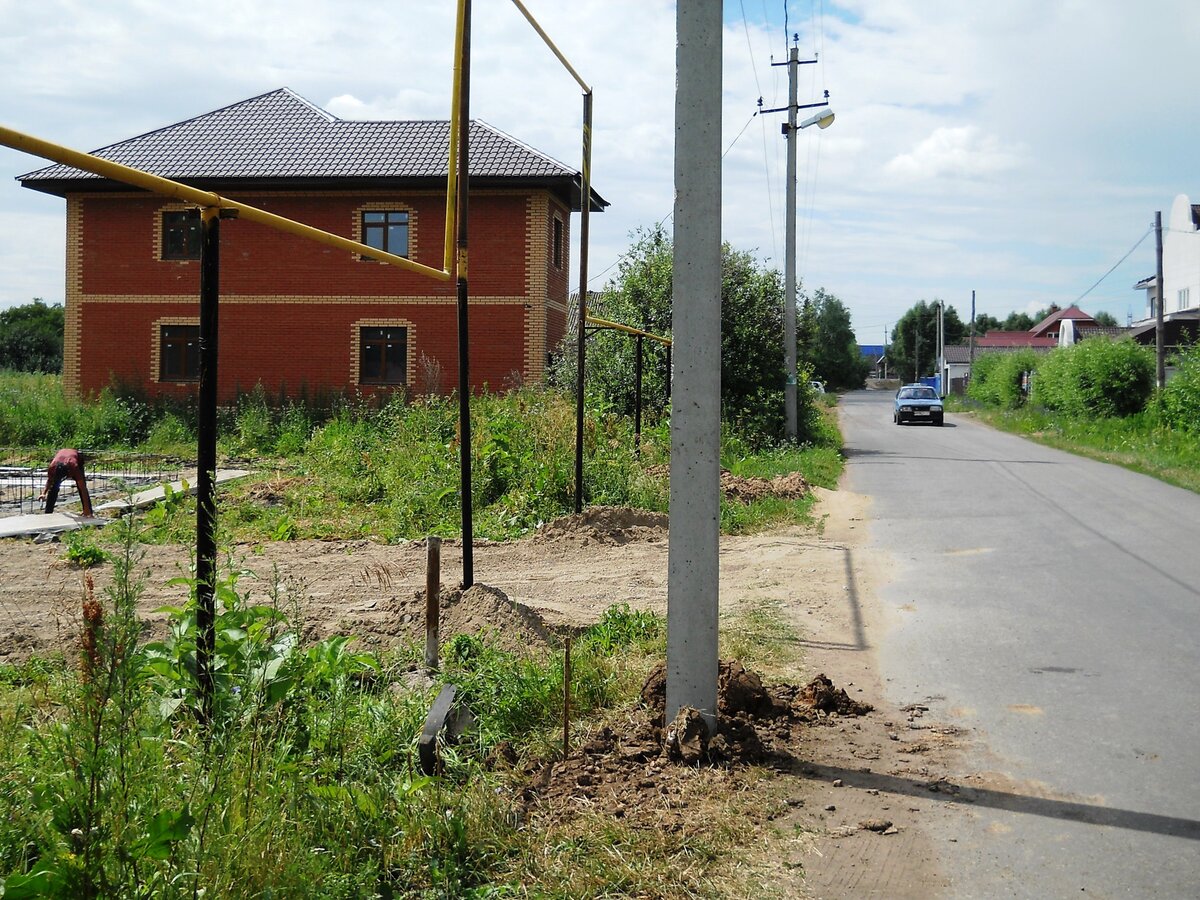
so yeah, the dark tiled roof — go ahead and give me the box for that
[19,88,606,210]
[1074,326,1132,339]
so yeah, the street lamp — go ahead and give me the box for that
[799,109,836,130]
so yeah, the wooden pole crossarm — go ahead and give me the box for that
[585,314,672,346]
[0,124,453,282]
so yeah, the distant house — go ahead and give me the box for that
[1133,194,1200,337]
[857,344,886,378]
[973,332,1057,349]
[18,88,607,402]
[1029,305,1096,341]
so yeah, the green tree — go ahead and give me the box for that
[553,225,817,445]
[802,287,870,389]
[1001,311,1036,331]
[971,312,1002,336]
[887,300,965,382]
[0,299,64,373]
[1092,310,1119,327]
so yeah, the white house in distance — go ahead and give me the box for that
[1134,194,1200,338]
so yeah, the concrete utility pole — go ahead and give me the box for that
[783,44,801,439]
[667,0,722,731]
[766,42,831,440]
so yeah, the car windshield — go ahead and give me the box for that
[899,387,938,400]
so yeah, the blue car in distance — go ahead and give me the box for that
[894,384,944,426]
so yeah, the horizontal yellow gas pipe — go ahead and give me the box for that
[0,124,453,282]
[586,314,672,346]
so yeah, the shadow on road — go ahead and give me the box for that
[799,762,1200,841]
[795,548,870,653]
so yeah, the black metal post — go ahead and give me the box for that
[573,90,593,515]
[634,332,643,454]
[196,208,220,724]
[456,0,474,587]
[665,343,672,402]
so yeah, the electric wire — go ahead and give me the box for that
[739,0,764,100]
[1074,227,1153,305]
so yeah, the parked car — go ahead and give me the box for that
[809,380,826,394]
[893,384,943,425]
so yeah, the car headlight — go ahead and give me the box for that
[931,405,942,412]
[900,406,913,412]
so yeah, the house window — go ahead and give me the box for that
[160,325,200,381]
[359,326,408,384]
[162,210,202,260]
[553,217,564,269]
[362,211,409,258]
[1179,288,1191,310]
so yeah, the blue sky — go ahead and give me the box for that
[1,0,1195,341]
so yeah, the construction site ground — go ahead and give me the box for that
[0,486,975,898]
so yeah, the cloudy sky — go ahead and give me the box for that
[1,0,1196,342]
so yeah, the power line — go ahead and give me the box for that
[739,0,764,100]
[1074,227,1153,305]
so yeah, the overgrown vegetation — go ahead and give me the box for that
[0,503,756,897]
[2,372,843,544]
[960,339,1200,493]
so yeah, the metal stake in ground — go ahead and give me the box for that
[562,636,572,758]
[425,536,441,671]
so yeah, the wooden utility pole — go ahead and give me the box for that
[969,289,976,375]
[1155,211,1165,389]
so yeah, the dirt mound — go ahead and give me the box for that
[795,673,875,716]
[640,659,790,725]
[721,470,810,504]
[520,663,869,828]
[639,466,810,505]
[384,583,559,653]
[533,506,668,546]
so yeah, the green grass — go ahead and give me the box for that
[950,398,1200,493]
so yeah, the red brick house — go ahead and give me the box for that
[19,88,605,402]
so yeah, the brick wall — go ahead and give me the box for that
[65,188,568,400]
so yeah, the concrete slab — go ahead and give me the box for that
[94,469,252,513]
[0,512,110,540]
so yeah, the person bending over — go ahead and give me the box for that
[40,448,94,517]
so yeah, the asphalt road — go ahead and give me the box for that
[838,390,1200,898]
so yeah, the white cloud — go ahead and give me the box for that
[885,126,1026,180]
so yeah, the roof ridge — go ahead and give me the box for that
[106,87,334,151]
[474,119,576,173]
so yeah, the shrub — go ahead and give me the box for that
[1032,338,1154,418]
[1161,342,1200,432]
[969,349,1038,409]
